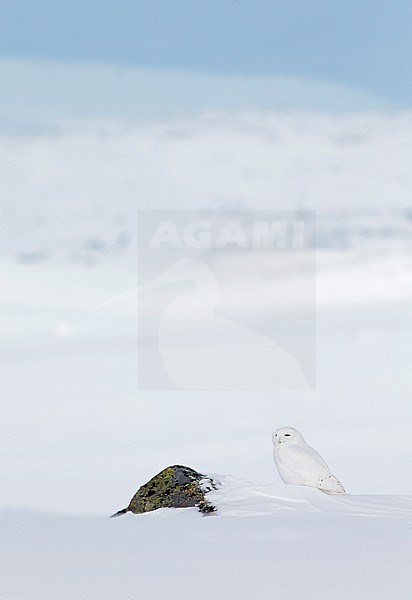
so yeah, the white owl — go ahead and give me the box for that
[272,427,346,495]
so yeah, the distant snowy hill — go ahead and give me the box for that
[1,109,412,263]
[0,56,394,135]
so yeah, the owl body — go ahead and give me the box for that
[273,427,346,495]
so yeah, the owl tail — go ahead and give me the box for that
[317,474,346,495]
[110,508,128,518]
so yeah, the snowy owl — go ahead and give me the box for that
[272,427,346,495]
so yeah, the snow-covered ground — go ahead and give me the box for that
[1,478,412,600]
[1,107,412,598]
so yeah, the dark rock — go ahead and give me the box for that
[110,465,218,518]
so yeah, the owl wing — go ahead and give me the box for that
[283,444,328,473]
[278,444,329,483]
[300,445,346,495]
[281,445,346,495]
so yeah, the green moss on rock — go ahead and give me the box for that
[111,465,217,517]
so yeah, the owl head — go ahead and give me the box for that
[272,427,305,447]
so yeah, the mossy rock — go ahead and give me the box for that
[111,465,217,517]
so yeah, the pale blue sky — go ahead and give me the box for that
[0,0,411,104]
